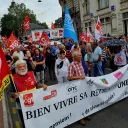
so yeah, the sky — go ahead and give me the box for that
[0,0,62,27]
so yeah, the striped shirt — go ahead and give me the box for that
[68,61,85,77]
[102,49,107,59]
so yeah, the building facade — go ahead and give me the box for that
[79,0,128,37]
[59,0,82,36]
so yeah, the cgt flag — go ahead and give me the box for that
[95,16,103,41]
[28,35,33,43]
[87,28,94,43]
[79,32,87,42]
[1,36,8,44]
[64,5,78,43]
[38,32,50,45]
[7,31,21,50]
[24,15,31,31]
[0,47,12,100]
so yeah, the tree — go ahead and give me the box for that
[1,2,37,37]
[38,22,49,29]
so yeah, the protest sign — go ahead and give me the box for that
[20,65,128,128]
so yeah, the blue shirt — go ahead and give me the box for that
[81,58,88,75]
[92,46,102,61]
[51,46,58,55]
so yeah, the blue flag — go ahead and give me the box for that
[64,5,78,43]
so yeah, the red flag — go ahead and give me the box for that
[51,23,56,29]
[95,16,103,41]
[79,32,87,42]
[86,28,94,43]
[38,32,50,45]
[24,15,30,31]
[0,47,12,100]
[1,36,8,44]
[7,32,21,50]
[28,35,33,43]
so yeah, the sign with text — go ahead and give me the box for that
[31,28,63,41]
[20,65,128,128]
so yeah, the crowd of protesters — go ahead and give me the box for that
[1,35,128,126]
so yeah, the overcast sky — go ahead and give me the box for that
[0,0,62,27]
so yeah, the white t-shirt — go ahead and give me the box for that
[114,50,127,66]
[13,51,24,60]
[92,46,102,61]
[55,58,70,77]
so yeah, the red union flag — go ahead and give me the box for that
[38,32,50,45]
[24,15,30,31]
[7,32,21,50]
[28,35,33,43]
[79,32,87,42]
[95,16,103,41]
[1,36,8,44]
[0,47,11,100]
[87,28,94,43]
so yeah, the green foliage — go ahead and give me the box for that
[1,2,37,37]
[38,22,49,29]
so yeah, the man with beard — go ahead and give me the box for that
[11,60,47,127]
[12,59,47,97]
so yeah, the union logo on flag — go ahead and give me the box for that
[101,78,108,84]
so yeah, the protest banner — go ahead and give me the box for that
[31,28,63,41]
[20,65,128,128]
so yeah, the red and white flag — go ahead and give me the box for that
[87,28,94,43]
[28,35,33,43]
[24,15,31,31]
[7,32,21,50]
[51,22,56,29]
[1,36,8,44]
[79,32,87,42]
[95,16,103,41]
[38,32,50,45]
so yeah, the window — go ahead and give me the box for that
[98,0,109,9]
[83,0,90,15]
[100,18,105,24]
[85,22,92,32]
[100,17,110,24]
[105,17,110,22]
[123,12,128,19]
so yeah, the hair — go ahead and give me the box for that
[23,50,29,56]
[59,50,66,55]
[15,60,27,68]
[13,56,19,63]
[72,51,81,58]
[34,48,41,55]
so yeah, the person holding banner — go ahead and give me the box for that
[68,51,90,126]
[10,60,47,127]
[12,60,47,96]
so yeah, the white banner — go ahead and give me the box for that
[20,65,128,128]
[31,29,63,41]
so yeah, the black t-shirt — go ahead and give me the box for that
[24,58,33,71]
[33,55,44,72]
[6,55,12,61]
